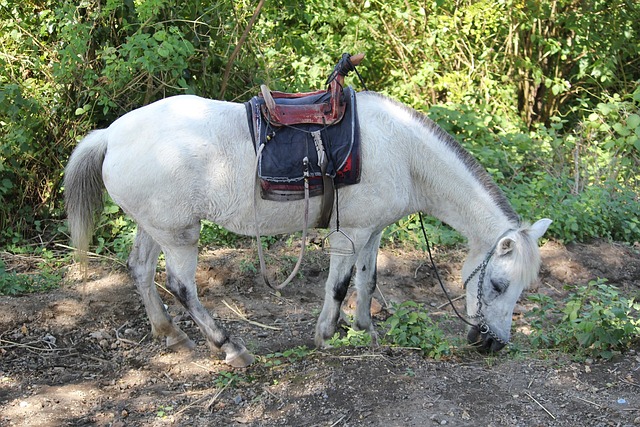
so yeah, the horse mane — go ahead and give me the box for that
[362,92,521,226]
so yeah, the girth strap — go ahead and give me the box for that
[311,130,335,229]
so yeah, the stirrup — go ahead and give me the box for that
[322,229,355,256]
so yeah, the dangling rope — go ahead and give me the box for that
[253,144,310,290]
[417,212,475,328]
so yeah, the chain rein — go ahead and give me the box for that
[419,213,511,346]
[462,248,509,346]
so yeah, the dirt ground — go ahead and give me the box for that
[1,238,639,427]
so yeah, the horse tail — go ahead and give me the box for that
[64,130,108,264]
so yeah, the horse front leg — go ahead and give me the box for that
[163,242,255,368]
[352,231,383,344]
[315,228,378,347]
[128,228,195,351]
[314,253,355,348]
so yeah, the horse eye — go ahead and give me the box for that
[490,279,508,294]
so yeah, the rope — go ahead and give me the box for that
[253,144,310,290]
[418,213,476,328]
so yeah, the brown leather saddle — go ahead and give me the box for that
[259,53,364,127]
[249,53,364,229]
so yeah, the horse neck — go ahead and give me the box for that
[407,123,520,251]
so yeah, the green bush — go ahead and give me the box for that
[525,279,640,360]
[0,258,63,296]
[382,301,454,360]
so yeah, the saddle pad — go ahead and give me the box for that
[245,87,361,201]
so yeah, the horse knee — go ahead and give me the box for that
[166,274,195,307]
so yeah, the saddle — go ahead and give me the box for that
[247,53,364,228]
[246,53,364,290]
[259,52,364,127]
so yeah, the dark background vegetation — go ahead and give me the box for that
[1,0,639,259]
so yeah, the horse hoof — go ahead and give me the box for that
[166,334,196,351]
[225,350,255,368]
[369,331,380,347]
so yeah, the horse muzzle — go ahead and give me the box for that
[467,324,507,353]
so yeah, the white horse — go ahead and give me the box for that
[64,91,551,367]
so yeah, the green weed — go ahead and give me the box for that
[328,327,373,348]
[382,301,454,360]
[261,345,315,368]
[525,279,639,360]
[155,405,174,418]
[0,259,63,296]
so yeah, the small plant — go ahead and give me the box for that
[526,279,639,359]
[239,258,258,275]
[382,301,453,360]
[0,259,63,296]
[155,404,174,418]
[328,327,373,348]
[213,371,241,388]
[261,345,315,367]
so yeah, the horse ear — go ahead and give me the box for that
[496,236,515,256]
[529,218,553,241]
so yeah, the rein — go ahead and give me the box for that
[418,213,476,328]
[253,145,310,290]
[417,213,510,345]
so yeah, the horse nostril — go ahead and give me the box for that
[467,326,483,346]
[468,325,507,353]
[490,338,506,353]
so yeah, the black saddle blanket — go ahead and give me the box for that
[245,87,361,201]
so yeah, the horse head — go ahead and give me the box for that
[463,218,552,352]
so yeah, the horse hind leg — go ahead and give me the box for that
[162,240,254,368]
[129,228,195,350]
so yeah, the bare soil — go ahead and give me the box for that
[1,239,639,427]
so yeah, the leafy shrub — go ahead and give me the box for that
[382,301,453,360]
[0,259,63,296]
[328,327,373,348]
[200,220,241,247]
[525,279,640,360]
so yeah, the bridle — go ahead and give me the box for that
[461,245,509,346]
[418,213,511,346]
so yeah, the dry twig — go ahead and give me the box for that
[525,391,556,420]
[437,294,465,309]
[222,299,281,331]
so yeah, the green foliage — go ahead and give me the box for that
[213,370,241,388]
[382,214,464,248]
[200,221,241,247]
[382,301,453,360]
[0,258,63,296]
[328,327,373,348]
[261,345,315,367]
[525,279,640,360]
[91,199,137,261]
[1,0,639,251]
[155,405,173,418]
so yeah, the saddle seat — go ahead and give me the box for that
[259,53,364,127]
